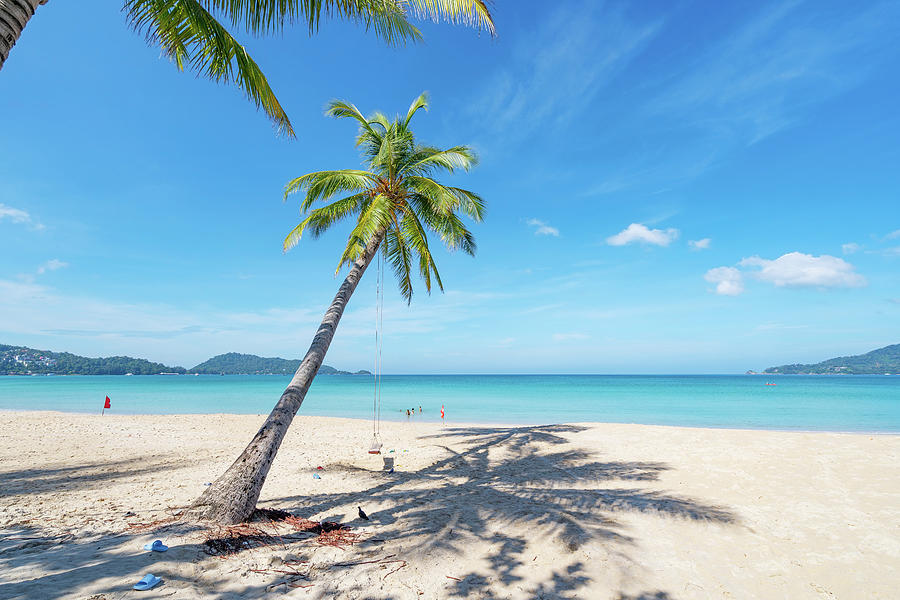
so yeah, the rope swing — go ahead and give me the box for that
[368,249,384,455]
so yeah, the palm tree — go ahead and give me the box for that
[0,1,494,136]
[188,92,484,523]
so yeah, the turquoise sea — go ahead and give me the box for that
[0,374,898,433]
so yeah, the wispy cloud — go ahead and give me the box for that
[842,242,860,255]
[646,1,899,145]
[16,259,69,284]
[581,1,900,196]
[0,203,44,230]
[526,218,559,237]
[463,1,662,142]
[884,229,900,240]
[607,223,679,247]
[0,279,504,367]
[36,259,68,275]
[689,238,711,250]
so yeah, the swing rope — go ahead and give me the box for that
[372,248,384,440]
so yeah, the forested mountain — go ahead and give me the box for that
[765,344,900,374]
[190,352,370,375]
[0,344,186,375]
[0,345,370,376]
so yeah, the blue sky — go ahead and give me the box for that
[1,0,898,373]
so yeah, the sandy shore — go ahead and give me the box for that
[0,412,898,599]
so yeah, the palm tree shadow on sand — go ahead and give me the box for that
[0,425,735,599]
[264,424,738,598]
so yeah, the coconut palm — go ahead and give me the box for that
[189,92,483,523]
[0,1,494,136]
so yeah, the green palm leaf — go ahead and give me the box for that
[125,0,295,136]
[123,1,494,138]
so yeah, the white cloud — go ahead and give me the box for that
[526,218,559,237]
[552,333,589,341]
[0,204,30,223]
[36,259,68,275]
[0,203,43,229]
[607,223,679,247]
[885,229,900,240]
[739,252,866,288]
[842,242,860,255]
[704,267,744,296]
[689,238,711,250]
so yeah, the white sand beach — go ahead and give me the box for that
[1,411,898,599]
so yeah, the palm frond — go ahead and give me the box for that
[401,207,444,293]
[409,193,476,254]
[405,145,478,176]
[200,0,422,44]
[384,226,414,302]
[283,169,375,210]
[337,192,392,271]
[125,0,294,136]
[283,191,370,252]
[405,0,495,36]
[403,91,429,127]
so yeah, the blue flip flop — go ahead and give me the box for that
[143,540,168,552]
[134,574,161,591]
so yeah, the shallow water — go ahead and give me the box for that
[0,374,898,432]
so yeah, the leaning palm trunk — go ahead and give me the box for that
[0,0,45,70]
[188,231,384,524]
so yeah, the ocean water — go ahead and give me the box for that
[0,374,898,433]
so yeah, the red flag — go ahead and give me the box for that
[104,396,111,409]
[440,405,445,419]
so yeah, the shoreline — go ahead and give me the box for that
[1,408,898,436]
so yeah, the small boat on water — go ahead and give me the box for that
[765,382,777,386]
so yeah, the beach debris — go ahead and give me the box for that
[204,523,282,556]
[203,510,361,557]
[313,473,321,479]
[252,507,293,521]
[133,573,161,591]
[358,507,370,521]
[143,539,168,552]
[123,511,136,518]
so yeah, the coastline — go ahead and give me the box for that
[1,407,899,436]
[2,412,898,599]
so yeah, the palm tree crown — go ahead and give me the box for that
[283,92,484,302]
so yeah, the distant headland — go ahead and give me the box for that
[0,345,370,376]
[754,343,899,375]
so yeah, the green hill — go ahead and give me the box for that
[0,344,186,375]
[188,352,369,375]
[764,343,900,375]
[189,352,370,375]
